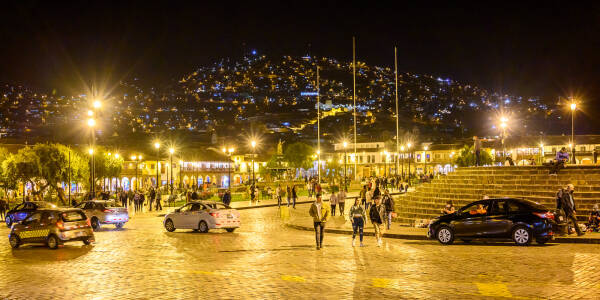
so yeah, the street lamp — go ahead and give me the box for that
[407,143,412,184]
[154,142,160,189]
[316,149,321,182]
[169,148,174,195]
[343,141,348,191]
[499,117,508,159]
[539,143,544,164]
[400,145,405,180]
[570,102,577,164]
[250,140,257,186]
[222,147,235,189]
[424,146,429,174]
[88,148,95,197]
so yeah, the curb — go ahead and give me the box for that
[284,223,600,244]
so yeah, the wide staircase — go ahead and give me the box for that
[395,165,600,225]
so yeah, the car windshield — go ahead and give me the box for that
[61,211,86,222]
[102,201,122,208]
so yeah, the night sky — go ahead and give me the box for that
[2,1,599,108]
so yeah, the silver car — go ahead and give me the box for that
[163,201,240,233]
[76,200,129,230]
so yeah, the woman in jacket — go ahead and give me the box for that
[309,194,331,250]
[349,198,367,247]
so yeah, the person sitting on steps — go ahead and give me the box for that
[549,147,569,175]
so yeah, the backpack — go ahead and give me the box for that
[369,206,381,223]
[384,196,395,211]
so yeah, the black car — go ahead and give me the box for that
[428,198,555,246]
[5,201,58,227]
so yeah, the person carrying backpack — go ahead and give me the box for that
[369,196,387,247]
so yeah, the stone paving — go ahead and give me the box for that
[0,204,600,299]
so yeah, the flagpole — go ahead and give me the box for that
[394,46,399,176]
[317,66,321,183]
[352,37,357,181]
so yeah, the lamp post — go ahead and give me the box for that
[424,146,429,175]
[222,147,234,188]
[539,143,544,164]
[343,141,348,191]
[169,148,174,195]
[500,117,508,159]
[407,143,412,184]
[154,142,160,189]
[251,140,257,186]
[88,148,94,197]
[179,160,183,189]
[316,150,321,183]
[571,102,576,164]
[400,145,405,180]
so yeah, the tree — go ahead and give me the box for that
[90,146,124,187]
[2,144,89,204]
[453,145,493,167]
[283,142,314,172]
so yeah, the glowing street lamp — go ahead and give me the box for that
[87,110,94,117]
[93,100,101,109]
[87,118,96,127]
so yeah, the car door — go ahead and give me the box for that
[18,212,44,243]
[482,200,513,237]
[173,204,194,228]
[452,201,489,237]
[184,203,205,228]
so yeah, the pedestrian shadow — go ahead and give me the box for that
[11,244,93,261]
[218,244,340,253]
[93,227,132,232]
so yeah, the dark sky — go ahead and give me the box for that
[2,1,600,107]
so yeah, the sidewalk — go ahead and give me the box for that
[282,203,600,244]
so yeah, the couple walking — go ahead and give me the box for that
[309,194,394,249]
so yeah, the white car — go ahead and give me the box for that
[163,201,241,233]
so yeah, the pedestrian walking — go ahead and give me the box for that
[222,190,232,206]
[286,185,291,207]
[382,189,395,230]
[369,196,387,247]
[558,184,585,236]
[307,182,312,199]
[0,198,6,221]
[308,194,330,250]
[292,185,297,209]
[349,198,367,247]
[329,190,337,217]
[276,185,282,207]
[148,188,155,212]
[360,185,367,208]
[140,192,146,212]
[338,188,346,216]
[155,189,162,211]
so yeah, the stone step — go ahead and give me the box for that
[423,183,600,192]
[412,188,600,199]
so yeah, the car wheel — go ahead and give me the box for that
[512,226,532,246]
[6,216,12,228]
[115,223,124,229]
[226,228,236,233]
[47,235,59,250]
[536,237,550,245]
[9,235,20,249]
[436,226,454,245]
[91,217,100,231]
[198,221,209,233]
[82,238,92,245]
[164,219,176,232]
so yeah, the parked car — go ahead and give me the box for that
[9,208,94,249]
[75,200,129,230]
[163,201,240,233]
[5,201,58,227]
[428,198,556,246]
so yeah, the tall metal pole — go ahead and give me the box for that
[68,149,71,205]
[317,66,321,183]
[156,148,159,189]
[135,160,138,192]
[352,36,358,181]
[394,46,400,177]
[344,148,347,191]
[170,153,173,195]
[572,108,575,164]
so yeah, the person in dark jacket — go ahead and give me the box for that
[558,184,584,236]
[382,189,395,230]
[369,196,387,247]
[222,190,232,206]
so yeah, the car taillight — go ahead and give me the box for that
[103,209,114,213]
[210,213,220,218]
[56,220,65,230]
[534,212,554,220]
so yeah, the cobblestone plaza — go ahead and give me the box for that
[1,205,599,299]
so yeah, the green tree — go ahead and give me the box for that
[283,142,314,171]
[453,145,493,167]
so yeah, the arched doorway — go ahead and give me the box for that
[122,177,130,191]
